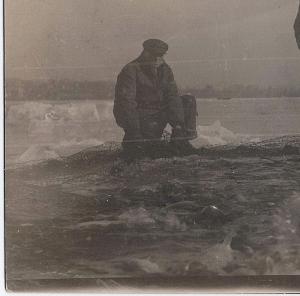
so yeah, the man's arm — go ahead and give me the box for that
[114,64,141,139]
[294,2,300,49]
[164,65,185,128]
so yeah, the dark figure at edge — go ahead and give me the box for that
[295,1,300,49]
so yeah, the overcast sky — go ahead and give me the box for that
[5,0,300,88]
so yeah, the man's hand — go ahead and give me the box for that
[172,125,186,140]
[133,140,145,154]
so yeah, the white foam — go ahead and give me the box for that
[285,192,300,231]
[191,120,237,147]
[191,120,262,147]
[7,101,103,124]
[17,138,104,164]
[18,145,61,163]
[119,208,155,226]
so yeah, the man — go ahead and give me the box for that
[295,1,300,49]
[114,39,197,159]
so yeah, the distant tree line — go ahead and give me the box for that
[182,84,300,99]
[5,79,300,101]
[5,79,114,101]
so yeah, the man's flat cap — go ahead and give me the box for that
[143,39,168,55]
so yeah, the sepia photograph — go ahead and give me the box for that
[4,0,300,292]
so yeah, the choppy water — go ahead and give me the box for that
[5,98,300,285]
[5,136,300,281]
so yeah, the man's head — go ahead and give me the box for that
[143,39,169,58]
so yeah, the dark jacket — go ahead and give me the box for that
[114,54,184,137]
[295,1,300,49]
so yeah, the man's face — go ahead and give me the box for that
[146,48,167,60]
[152,49,167,58]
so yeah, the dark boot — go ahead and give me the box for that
[170,126,198,156]
[169,140,198,156]
[121,141,146,162]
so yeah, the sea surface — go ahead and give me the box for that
[5,97,300,289]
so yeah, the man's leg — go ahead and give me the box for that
[121,111,167,160]
[166,96,198,155]
[121,129,145,161]
[139,111,168,157]
[181,94,198,140]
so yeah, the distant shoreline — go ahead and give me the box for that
[5,78,300,101]
[5,96,300,102]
